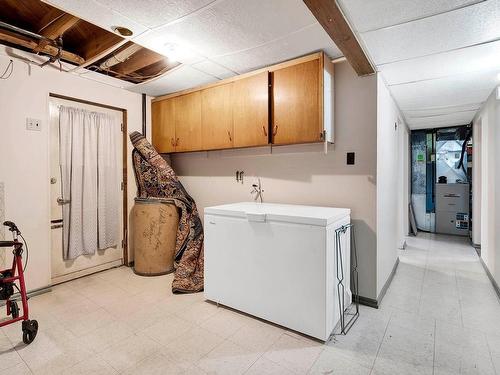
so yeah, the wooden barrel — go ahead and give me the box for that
[131,198,179,276]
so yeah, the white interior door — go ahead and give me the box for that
[49,97,124,284]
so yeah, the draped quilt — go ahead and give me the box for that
[130,132,204,293]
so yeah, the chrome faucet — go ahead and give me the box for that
[251,178,264,203]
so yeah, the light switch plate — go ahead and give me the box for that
[26,118,42,131]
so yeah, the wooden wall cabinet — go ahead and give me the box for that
[174,92,201,152]
[202,83,234,150]
[152,99,175,153]
[152,52,334,153]
[232,72,269,148]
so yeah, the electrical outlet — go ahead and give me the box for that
[26,118,42,131]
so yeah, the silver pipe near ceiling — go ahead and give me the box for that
[0,20,56,46]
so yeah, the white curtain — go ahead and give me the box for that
[59,106,119,260]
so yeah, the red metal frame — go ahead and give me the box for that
[0,241,29,327]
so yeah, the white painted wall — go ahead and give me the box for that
[375,75,407,297]
[171,61,380,300]
[472,118,482,246]
[473,88,499,283]
[0,48,150,291]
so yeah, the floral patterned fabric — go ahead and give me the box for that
[130,131,203,293]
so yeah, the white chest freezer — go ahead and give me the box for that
[204,202,351,341]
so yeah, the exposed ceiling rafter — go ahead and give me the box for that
[302,0,374,76]
[0,27,84,64]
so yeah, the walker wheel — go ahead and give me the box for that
[22,320,38,345]
[9,301,19,318]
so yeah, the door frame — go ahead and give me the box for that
[48,92,130,265]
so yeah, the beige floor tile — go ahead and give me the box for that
[228,318,284,354]
[98,332,162,373]
[79,320,135,353]
[122,352,205,375]
[263,333,323,374]
[199,308,253,339]
[197,340,261,375]
[309,347,372,375]
[65,355,118,375]
[0,362,32,375]
[15,332,93,374]
[140,314,193,345]
[162,327,225,364]
[244,357,291,375]
[174,300,220,325]
[0,335,23,372]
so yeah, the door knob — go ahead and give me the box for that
[57,197,71,205]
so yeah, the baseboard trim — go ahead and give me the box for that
[51,259,123,285]
[356,295,378,308]
[377,257,400,306]
[356,257,400,309]
[479,257,500,301]
[0,286,52,307]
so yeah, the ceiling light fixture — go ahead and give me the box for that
[162,42,193,63]
[112,26,133,37]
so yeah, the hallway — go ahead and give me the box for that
[1,234,499,374]
[371,233,500,374]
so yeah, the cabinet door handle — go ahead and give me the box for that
[171,138,175,147]
[272,125,278,136]
[227,130,232,142]
[176,138,179,146]
[263,126,268,137]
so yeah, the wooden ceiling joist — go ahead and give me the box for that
[112,48,167,76]
[302,0,374,76]
[0,28,84,64]
[34,13,80,53]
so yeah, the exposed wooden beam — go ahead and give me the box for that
[0,28,85,64]
[79,31,123,61]
[112,48,167,76]
[34,13,80,53]
[302,0,374,76]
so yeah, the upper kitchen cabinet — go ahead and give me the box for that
[151,51,334,153]
[202,83,234,151]
[152,99,175,153]
[270,53,334,145]
[232,72,269,148]
[174,92,202,152]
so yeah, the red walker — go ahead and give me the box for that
[0,221,38,344]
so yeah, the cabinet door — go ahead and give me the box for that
[202,83,234,150]
[232,72,269,148]
[272,58,321,145]
[152,99,175,153]
[174,92,202,152]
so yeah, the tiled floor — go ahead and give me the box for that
[1,233,499,374]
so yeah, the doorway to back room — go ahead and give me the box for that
[410,125,472,237]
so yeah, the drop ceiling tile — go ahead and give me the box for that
[339,0,481,33]
[211,24,342,74]
[379,40,500,85]
[404,103,481,118]
[407,110,476,129]
[361,0,500,64]
[94,0,215,29]
[191,60,236,79]
[130,65,217,96]
[133,30,206,64]
[394,87,492,111]
[148,0,317,58]
[43,0,148,37]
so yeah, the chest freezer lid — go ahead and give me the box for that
[204,202,350,227]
